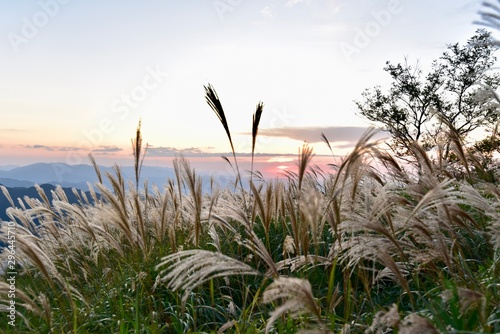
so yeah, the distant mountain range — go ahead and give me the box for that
[0,183,98,222]
[0,162,177,190]
[0,162,231,223]
[0,162,171,223]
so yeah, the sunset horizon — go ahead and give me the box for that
[0,0,485,178]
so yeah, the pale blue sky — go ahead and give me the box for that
[0,0,489,172]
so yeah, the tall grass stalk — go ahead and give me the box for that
[251,102,264,187]
[132,120,148,192]
[204,84,246,204]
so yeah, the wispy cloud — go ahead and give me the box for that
[23,144,122,153]
[24,144,80,152]
[147,146,208,157]
[260,6,275,19]
[293,0,345,19]
[252,126,388,145]
[326,1,343,15]
[147,146,294,158]
[285,0,308,8]
[92,146,122,153]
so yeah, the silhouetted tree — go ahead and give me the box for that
[356,29,500,161]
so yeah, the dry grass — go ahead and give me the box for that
[262,277,325,333]
[0,89,498,333]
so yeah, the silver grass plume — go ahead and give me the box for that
[209,198,279,277]
[251,101,264,186]
[178,156,203,246]
[0,281,42,317]
[262,277,326,334]
[156,250,260,309]
[274,255,330,273]
[366,304,400,333]
[204,83,246,204]
[398,314,439,334]
[131,119,148,192]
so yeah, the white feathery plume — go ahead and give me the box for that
[156,250,260,308]
[262,277,323,333]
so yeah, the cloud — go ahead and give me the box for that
[253,126,388,144]
[321,0,345,17]
[25,144,48,150]
[326,2,343,15]
[22,145,122,153]
[146,146,293,158]
[24,144,80,151]
[288,0,345,19]
[92,146,122,153]
[147,146,208,157]
[285,0,307,7]
[260,6,275,19]
[0,128,26,132]
[146,127,386,159]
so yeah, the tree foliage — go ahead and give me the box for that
[356,29,500,159]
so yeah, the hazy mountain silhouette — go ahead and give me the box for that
[0,162,176,223]
[0,165,18,171]
[0,163,177,189]
[0,183,99,222]
[0,178,36,188]
[0,162,232,224]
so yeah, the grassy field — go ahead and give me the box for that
[0,87,499,333]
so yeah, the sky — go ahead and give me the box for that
[0,0,491,176]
